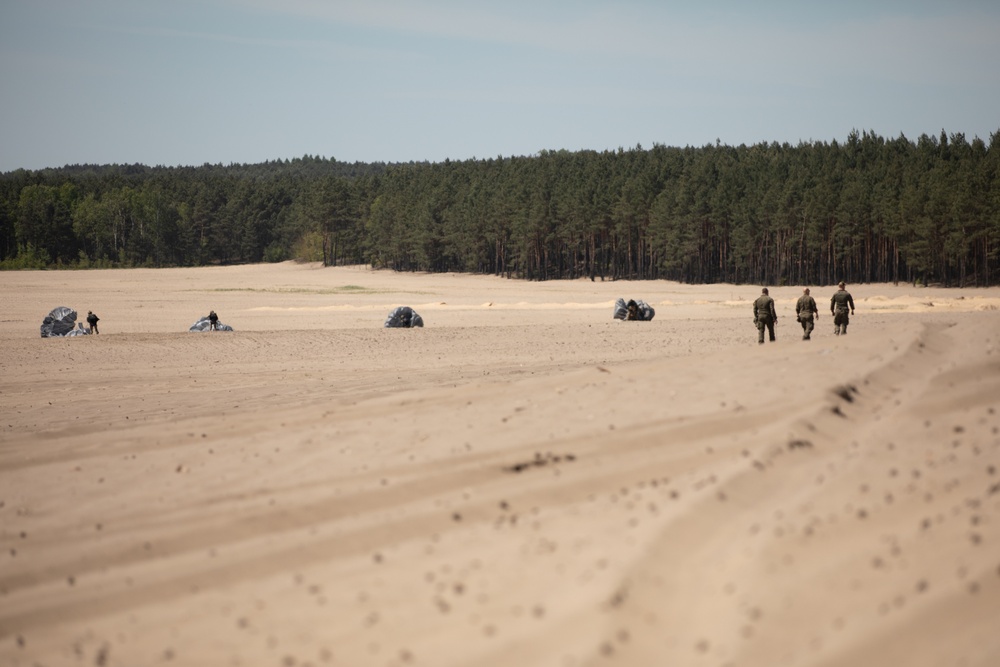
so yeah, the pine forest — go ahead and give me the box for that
[2,130,998,287]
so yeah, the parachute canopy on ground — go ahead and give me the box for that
[40,306,90,337]
[613,298,655,321]
[189,315,234,332]
[384,306,423,328]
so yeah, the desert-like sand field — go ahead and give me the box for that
[2,262,999,667]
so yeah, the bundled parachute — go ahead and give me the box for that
[40,306,90,337]
[189,315,234,332]
[384,306,424,328]
[613,298,655,321]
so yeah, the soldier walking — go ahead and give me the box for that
[795,288,818,340]
[86,310,100,334]
[830,281,855,335]
[753,287,778,345]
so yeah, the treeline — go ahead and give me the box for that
[2,130,999,286]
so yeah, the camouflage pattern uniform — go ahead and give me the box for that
[753,288,777,344]
[795,289,818,340]
[830,283,855,335]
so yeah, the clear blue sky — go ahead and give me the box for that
[2,0,998,171]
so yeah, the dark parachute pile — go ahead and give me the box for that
[40,306,90,337]
[613,298,655,321]
[189,315,234,332]
[384,306,424,328]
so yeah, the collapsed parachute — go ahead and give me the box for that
[189,315,234,332]
[40,306,90,337]
[613,298,655,321]
[384,306,424,328]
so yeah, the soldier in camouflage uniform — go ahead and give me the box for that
[795,288,818,340]
[830,281,855,335]
[753,287,777,345]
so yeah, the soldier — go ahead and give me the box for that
[86,310,100,334]
[753,287,778,345]
[795,288,818,340]
[830,281,855,335]
[208,310,219,331]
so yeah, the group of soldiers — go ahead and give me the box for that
[71,310,225,334]
[83,290,859,344]
[752,282,855,345]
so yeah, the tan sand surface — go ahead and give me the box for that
[1,262,999,667]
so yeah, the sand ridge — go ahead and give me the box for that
[1,263,999,666]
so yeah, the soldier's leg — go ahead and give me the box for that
[757,320,765,344]
[768,320,775,342]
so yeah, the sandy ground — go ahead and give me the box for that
[1,262,999,667]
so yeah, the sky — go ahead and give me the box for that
[1,0,998,171]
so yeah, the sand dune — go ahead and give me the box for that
[1,263,999,666]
